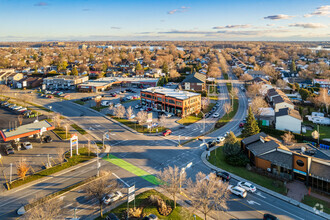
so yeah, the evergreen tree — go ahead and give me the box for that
[162,62,169,74]
[136,62,143,71]
[242,107,260,137]
[290,60,296,73]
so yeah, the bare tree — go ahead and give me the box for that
[16,158,29,180]
[317,88,330,113]
[158,114,167,128]
[113,105,125,118]
[187,172,230,220]
[201,97,210,111]
[158,166,185,209]
[229,87,238,108]
[169,69,180,79]
[251,97,268,120]
[276,79,287,90]
[136,110,148,125]
[239,73,253,82]
[18,114,23,126]
[281,132,296,145]
[84,171,119,218]
[247,84,262,98]
[53,113,62,128]
[23,198,62,220]
[224,102,232,115]
[126,106,134,119]
[57,147,66,163]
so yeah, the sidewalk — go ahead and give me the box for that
[200,147,330,220]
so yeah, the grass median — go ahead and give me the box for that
[73,100,85,105]
[301,195,330,214]
[110,116,167,133]
[177,103,216,126]
[71,123,87,135]
[215,98,238,129]
[8,147,96,190]
[53,127,71,140]
[97,189,202,220]
[208,146,287,195]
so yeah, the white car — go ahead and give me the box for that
[216,136,225,143]
[101,101,110,106]
[114,103,122,108]
[227,185,247,198]
[22,142,33,150]
[213,113,220,118]
[126,96,133,100]
[135,105,141,109]
[224,131,230,137]
[237,181,257,193]
[103,191,123,205]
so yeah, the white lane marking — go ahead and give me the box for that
[256,192,266,199]
[112,172,130,187]
[247,200,260,205]
[64,203,73,208]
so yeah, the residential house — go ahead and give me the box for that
[287,78,313,88]
[275,107,302,133]
[313,79,330,88]
[181,72,206,91]
[0,69,15,84]
[246,70,269,80]
[6,72,24,86]
[272,95,295,112]
[16,77,43,89]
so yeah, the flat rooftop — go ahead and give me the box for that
[0,120,54,142]
[142,87,201,100]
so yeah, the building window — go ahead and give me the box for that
[141,93,146,97]
[158,97,162,101]
[166,99,169,103]
[169,99,175,104]
[296,160,304,167]
[176,101,182,106]
[147,94,152,98]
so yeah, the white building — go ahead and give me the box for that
[275,108,302,133]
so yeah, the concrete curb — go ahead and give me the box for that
[200,149,330,219]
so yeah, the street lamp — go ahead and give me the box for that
[200,111,206,133]
[179,162,193,193]
[103,130,110,149]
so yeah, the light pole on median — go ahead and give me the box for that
[179,162,193,193]
[200,111,206,133]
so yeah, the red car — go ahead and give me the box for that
[146,107,152,112]
[239,122,245,128]
[111,94,117,97]
[163,129,172,136]
[47,95,54,99]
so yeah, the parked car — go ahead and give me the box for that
[214,170,231,181]
[103,191,123,205]
[216,136,225,143]
[239,122,245,128]
[263,214,279,220]
[114,103,122,108]
[111,93,117,97]
[227,185,247,198]
[22,142,33,149]
[135,104,141,109]
[146,107,152,112]
[237,181,256,193]
[163,129,172,136]
[3,144,14,155]
[213,113,220,118]
[101,101,111,106]
[43,136,53,143]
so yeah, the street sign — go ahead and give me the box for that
[127,185,135,203]
[70,134,79,157]
[128,185,135,194]
[128,194,135,203]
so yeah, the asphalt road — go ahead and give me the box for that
[0,86,326,219]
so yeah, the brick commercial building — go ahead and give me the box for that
[141,87,201,117]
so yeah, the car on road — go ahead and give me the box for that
[263,214,279,220]
[214,171,231,182]
[111,93,117,97]
[237,181,256,193]
[162,129,172,136]
[216,136,225,143]
[103,191,123,205]
[114,103,122,108]
[227,185,247,198]
[22,142,33,149]
[213,113,220,118]
[135,104,141,109]
[224,131,230,137]
[207,140,217,148]
[239,122,245,128]
[101,101,111,106]
[146,107,152,112]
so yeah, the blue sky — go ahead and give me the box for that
[0,0,329,41]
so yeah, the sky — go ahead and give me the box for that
[0,0,329,41]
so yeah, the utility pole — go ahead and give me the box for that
[9,163,12,183]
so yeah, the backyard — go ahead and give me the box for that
[303,121,330,140]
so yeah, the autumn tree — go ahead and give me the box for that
[276,79,287,90]
[169,69,180,79]
[158,166,185,209]
[317,88,330,113]
[224,102,232,115]
[201,97,210,110]
[251,97,268,120]
[281,132,296,145]
[84,171,119,218]
[17,158,30,180]
[71,66,79,76]
[233,67,244,77]
[136,62,143,71]
[187,172,230,220]
[239,73,253,82]
[247,84,262,98]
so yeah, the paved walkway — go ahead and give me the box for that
[286,181,308,202]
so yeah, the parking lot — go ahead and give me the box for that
[0,106,69,192]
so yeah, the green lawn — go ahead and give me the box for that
[208,147,287,195]
[302,195,330,214]
[97,189,202,220]
[177,115,201,126]
[9,147,95,189]
[53,127,71,140]
[215,98,238,129]
[111,116,167,133]
[303,121,330,140]
[73,100,85,105]
[71,123,87,135]
[223,73,229,80]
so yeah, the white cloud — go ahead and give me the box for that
[264,14,294,20]
[213,24,251,29]
[304,5,330,17]
[289,23,327,29]
[167,6,190,15]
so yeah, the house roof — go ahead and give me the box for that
[275,107,302,120]
[182,72,206,84]
[288,78,312,84]
[247,70,266,75]
[272,95,293,106]
[247,140,280,156]
[259,150,292,169]
[254,77,271,84]
[241,132,267,145]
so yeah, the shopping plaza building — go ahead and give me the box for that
[140,87,201,117]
